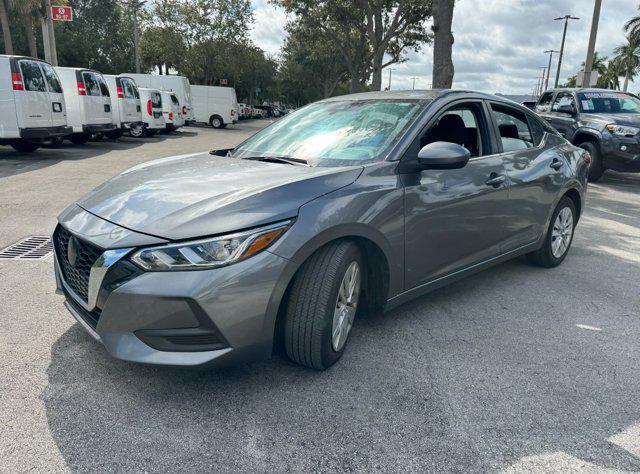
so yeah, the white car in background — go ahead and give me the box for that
[137,87,164,137]
[127,73,194,125]
[103,74,143,139]
[191,85,238,128]
[160,90,184,133]
[0,55,70,152]
[54,66,116,144]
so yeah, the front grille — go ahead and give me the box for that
[54,225,103,303]
[63,286,101,329]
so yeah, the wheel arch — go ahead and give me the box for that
[572,128,601,147]
[269,227,392,355]
[563,187,582,220]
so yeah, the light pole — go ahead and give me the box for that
[410,76,418,90]
[127,0,146,73]
[582,0,602,87]
[553,15,580,88]
[538,67,547,97]
[544,49,560,90]
[387,68,396,90]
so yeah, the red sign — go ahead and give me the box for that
[51,6,73,21]
[219,78,228,86]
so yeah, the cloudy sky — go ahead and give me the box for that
[250,0,640,95]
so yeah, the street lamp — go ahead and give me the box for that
[387,68,396,90]
[543,49,560,90]
[537,67,547,97]
[410,76,419,90]
[126,0,147,73]
[553,15,580,88]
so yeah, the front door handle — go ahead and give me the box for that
[550,158,563,170]
[485,173,506,187]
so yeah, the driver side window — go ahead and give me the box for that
[420,103,487,158]
[552,93,575,112]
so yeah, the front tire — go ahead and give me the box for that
[527,196,576,268]
[10,139,39,152]
[578,141,604,182]
[284,241,363,370]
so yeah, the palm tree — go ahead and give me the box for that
[0,0,13,54]
[624,5,640,46]
[597,59,622,90]
[614,37,640,91]
[10,0,43,57]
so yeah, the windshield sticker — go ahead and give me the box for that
[581,100,594,111]
[582,92,627,99]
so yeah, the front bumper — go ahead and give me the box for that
[601,135,640,172]
[53,222,290,367]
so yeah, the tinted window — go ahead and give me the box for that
[551,93,575,112]
[536,92,554,113]
[170,94,179,105]
[491,105,534,152]
[527,114,546,146]
[422,105,485,157]
[82,72,101,96]
[96,75,110,96]
[39,62,63,93]
[19,60,46,92]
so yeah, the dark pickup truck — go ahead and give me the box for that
[535,88,640,181]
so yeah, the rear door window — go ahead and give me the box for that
[170,94,179,105]
[97,75,110,96]
[151,92,162,108]
[527,114,547,146]
[121,79,137,99]
[82,72,101,96]
[19,60,47,92]
[490,104,535,152]
[39,62,63,93]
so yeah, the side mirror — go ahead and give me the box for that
[417,141,470,170]
[556,104,576,115]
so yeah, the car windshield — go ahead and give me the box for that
[577,92,640,114]
[232,99,423,166]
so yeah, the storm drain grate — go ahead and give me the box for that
[0,236,53,260]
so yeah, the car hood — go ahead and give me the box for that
[581,113,640,128]
[77,152,362,240]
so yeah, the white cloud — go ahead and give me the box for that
[250,0,640,94]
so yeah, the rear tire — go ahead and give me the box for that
[69,133,90,145]
[209,115,223,129]
[105,130,123,140]
[284,241,363,370]
[578,141,604,182]
[527,196,576,268]
[10,139,39,152]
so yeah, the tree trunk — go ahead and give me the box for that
[157,64,163,74]
[371,53,383,91]
[432,0,455,89]
[0,0,13,55]
[623,72,630,92]
[24,15,37,57]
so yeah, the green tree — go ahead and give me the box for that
[624,5,640,46]
[613,37,640,92]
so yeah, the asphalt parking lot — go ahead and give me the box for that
[1,122,639,472]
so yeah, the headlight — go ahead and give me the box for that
[606,124,640,137]
[130,221,291,271]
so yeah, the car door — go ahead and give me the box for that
[119,77,139,122]
[401,100,509,290]
[15,59,51,129]
[81,71,102,124]
[546,92,579,140]
[96,73,113,123]
[38,61,66,128]
[488,102,566,252]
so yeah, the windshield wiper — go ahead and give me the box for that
[240,156,310,166]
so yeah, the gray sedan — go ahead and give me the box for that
[53,90,589,370]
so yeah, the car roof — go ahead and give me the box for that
[544,88,634,94]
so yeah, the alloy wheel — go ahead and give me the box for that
[331,261,360,352]
[551,207,573,258]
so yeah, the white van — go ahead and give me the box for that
[191,85,238,128]
[103,74,143,139]
[160,90,184,132]
[0,55,71,152]
[137,87,164,137]
[126,74,194,124]
[54,67,115,144]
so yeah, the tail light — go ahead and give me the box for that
[230,109,235,117]
[182,105,187,115]
[116,86,124,99]
[168,112,173,121]
[11,72,24,90]
[582,150,591,165]
[77,81,86,95]
[147,100,152,116]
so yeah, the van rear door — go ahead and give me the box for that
[81,70,111,125]
[119,77,140,123]
[14,58,51,129]
[38,61,66,127]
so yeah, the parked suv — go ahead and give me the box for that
[535,88,640,181]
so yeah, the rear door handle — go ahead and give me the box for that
[550,158,563,170]
[485,173,506,187]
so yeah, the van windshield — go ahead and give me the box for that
[232,99,422,166]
